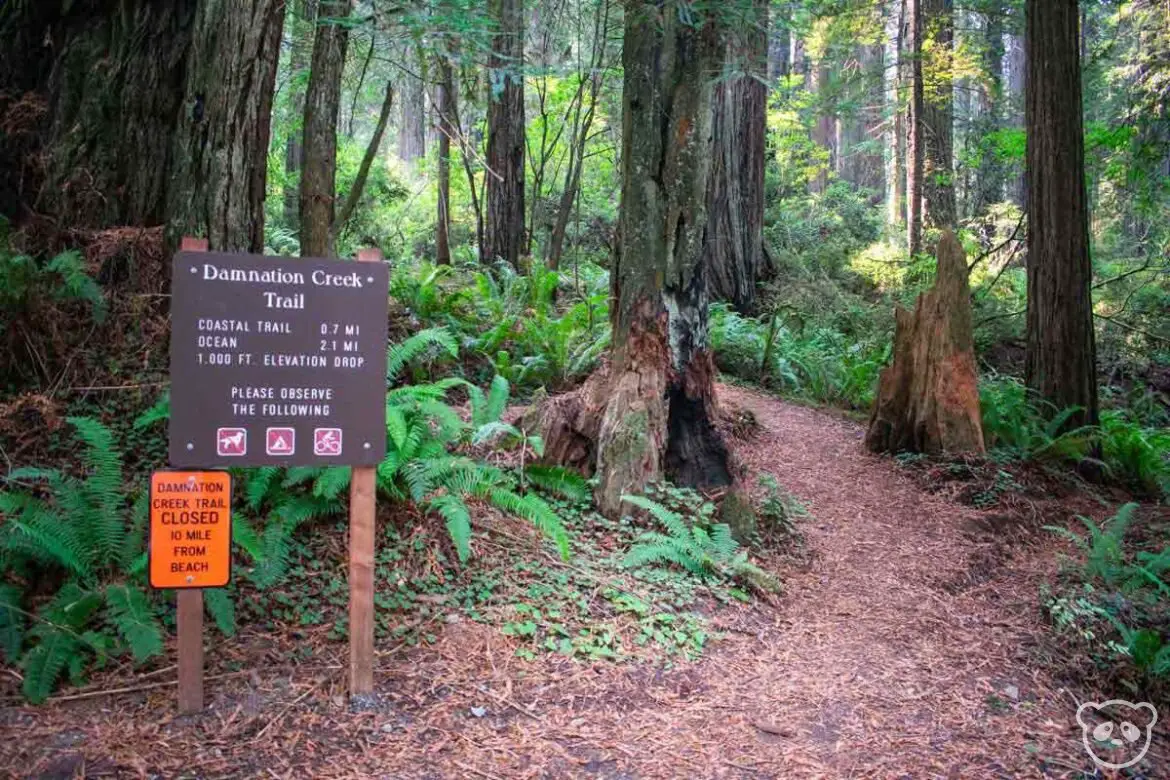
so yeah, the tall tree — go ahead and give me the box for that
[906,0,925,255]
[888,0,908,227]
[973,6,1006,215]
[168,0,285,252]
[283,0,317,230]
[704,0,769,313]
[0,1,196,232]
[435,53,455,265]
[484,0,527,269]
[593,0,733,516]
[299,0,352,256]
[921,0,955,229]
[398,47,427,163]
[1024,0,1098,429]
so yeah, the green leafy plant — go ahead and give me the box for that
[0,418,161,702]
[621,494,778,594]
[1044,503,1170,683]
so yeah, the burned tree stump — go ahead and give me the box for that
[866,230,985,455]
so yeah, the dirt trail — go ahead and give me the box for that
[3,386,1143,778]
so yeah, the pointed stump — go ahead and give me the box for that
[866,230,986,455]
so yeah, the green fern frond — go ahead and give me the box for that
[105,585,163,663]
[622,494,691,540]
[312,467,351,500]
[21,626,80,704]
[67,417,125,565]
[244,467,282,510]
[0,584,25,663]
[482,375,510,426]
[3,467,62,483]
[387,406,410,451]
[0,495,88,579]
[429,493,473,562]
[133,392,170,429]
[203,588,237,637]
[231,516,264,561]
[487,489,571,560]
[522,466,590,502]
[472,421,522,447]
[386,327,459,381]
[282,467,323,489]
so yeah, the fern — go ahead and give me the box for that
[430,493,473,562]
[0,584,25,663]
[622,494,778,593]
[522,465,590,502]
[21,626,79,704]
[105,585,163,663]
[1045,503,1139,588]
[386,327,459,381]
[46,250,106,322]
[203,588,237,637]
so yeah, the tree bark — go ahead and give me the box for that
[888,0,908,226]
[485,0,527,270]
[704,0,768,314]
[168,0,285,252]
[593,1,733,518]
[283,0,317,230]
[0,0,196,231]
[922,0,955,229]
[867,230,985,454]
[299,0,351,257]
[810,58,834,194]
[1005,31,1026,207]
[397,47,427,163]
[906,0,925,255]
[1024,0,1098,430]
[973,7,1005,215]
[436,55,455,265]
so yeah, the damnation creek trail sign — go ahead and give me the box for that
[154,239,390,713]
[168,249,389,467]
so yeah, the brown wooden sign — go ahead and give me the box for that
[149,470,232,589]
[168,250,389,467]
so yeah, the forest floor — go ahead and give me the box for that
[3,384,1166,778]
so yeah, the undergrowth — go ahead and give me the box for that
[1043,503,1170,694]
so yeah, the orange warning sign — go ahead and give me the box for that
[149,471,232,589]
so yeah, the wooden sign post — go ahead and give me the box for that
[166,236,389,705]
[149,469,232,714]
[349,247,382,697]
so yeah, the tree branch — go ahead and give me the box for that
[329,79,394,255]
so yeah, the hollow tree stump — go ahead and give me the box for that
[865,230,985,454]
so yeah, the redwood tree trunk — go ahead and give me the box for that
[283,0,316,229]
[299,0,351,257]
[168,0,285,252]
[922,0,955,229]
[1024,0,1098,430]
[593,0,732,517]
[484,0,526,269]
[973,8,1005,215]
[906,0,925,255]
[810,59,834,194]
[704,0,768,314]
[397,47,427,163]
[888,0,908,227]
[0,0,195,231]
